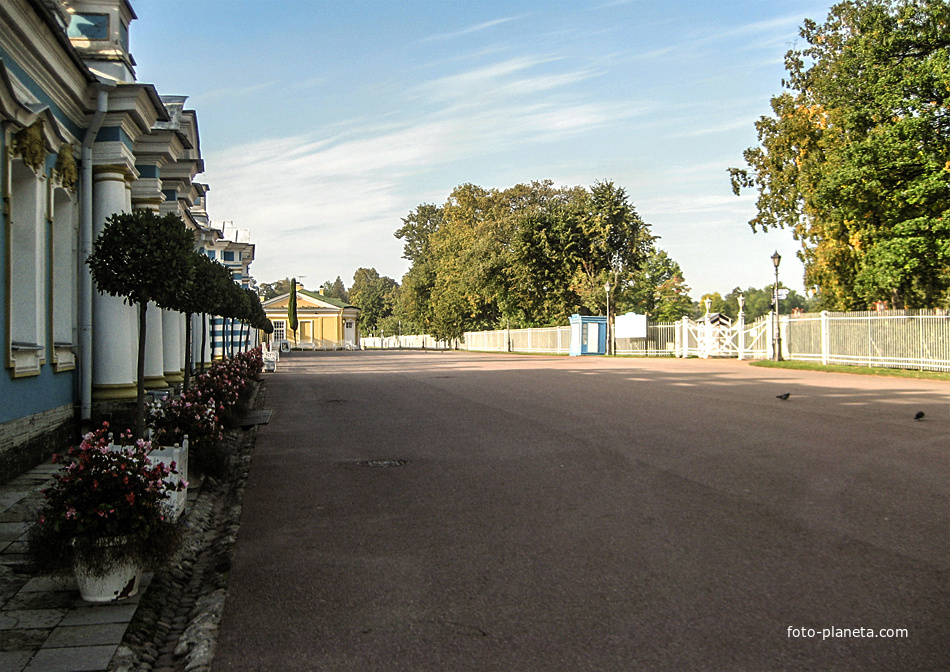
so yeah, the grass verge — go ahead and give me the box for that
[749,359,950,381]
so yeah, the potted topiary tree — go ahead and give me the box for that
[86,211,196,439]
[28,423,184,602]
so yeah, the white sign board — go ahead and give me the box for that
[777,288,790,299]
[614,312,648,339]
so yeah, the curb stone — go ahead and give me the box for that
[107,379,265,672]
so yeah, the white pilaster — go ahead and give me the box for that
[91,166,138,400]
[144,302,165,389]
[162,310,184,385]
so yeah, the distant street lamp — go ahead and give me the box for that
[604,281,611,356]
[772,251,783,361]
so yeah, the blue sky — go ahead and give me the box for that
[131,0,832,299]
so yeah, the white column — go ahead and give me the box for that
[143,302,165,389]
[162,310,183,385]
[92,166,137,400]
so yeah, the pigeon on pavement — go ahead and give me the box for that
[915,411,925,420]
[776,392,791,401]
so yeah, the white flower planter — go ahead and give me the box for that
[72,538,141,602]
[149,436,189,521]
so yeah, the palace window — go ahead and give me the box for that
[67,13,109,40]
[8,158,46,374]
[51,186,77,369]
[272,320,286,342]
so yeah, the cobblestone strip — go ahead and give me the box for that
[110,380,264,672]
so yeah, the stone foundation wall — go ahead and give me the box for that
[90,400,137,435]
[0,405,78,484]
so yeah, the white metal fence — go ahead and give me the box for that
[361,334,453,350]
[363,310,950,371]
[781,310,950,371]
[676,310,950,371]
[364,323,678,356]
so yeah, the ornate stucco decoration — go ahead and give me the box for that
[55,143,78,191]
[11,119,48,173]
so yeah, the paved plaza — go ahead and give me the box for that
[0,464,159,672]
[212,350,950,671]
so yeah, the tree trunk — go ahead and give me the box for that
[184,311,193,391]
[200,313,207,373]
[135,302,148,441]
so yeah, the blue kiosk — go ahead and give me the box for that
[569,314,607,356]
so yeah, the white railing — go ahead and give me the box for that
[783,310,950,371]
[364,323,677,356]
[466,326,573,354]
[363,310,950,371]
[678,310,950,371]
[361,334,454,350]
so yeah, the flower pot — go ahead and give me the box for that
[72,537,142,603]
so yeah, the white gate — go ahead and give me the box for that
[676,316,772,359]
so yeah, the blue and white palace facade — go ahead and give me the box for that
[0,0,257,478]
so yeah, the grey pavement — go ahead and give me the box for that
[0,463,161,672]
[212,350,950,671]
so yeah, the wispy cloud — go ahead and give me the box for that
[421,15,526,43]
[203,50,650,283]
[193,81,275,104]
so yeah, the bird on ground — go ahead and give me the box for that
[776,392,791,401]
[915,411,925,420]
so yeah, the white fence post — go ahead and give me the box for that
[737,312,745,360]
[820,310,829,365]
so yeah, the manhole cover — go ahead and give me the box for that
[354,459,409,468]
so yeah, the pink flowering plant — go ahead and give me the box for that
[28,422,183,577]
[150,347,263,477]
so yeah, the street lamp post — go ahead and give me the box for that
[604,281,611,356]
[772,251,782,361]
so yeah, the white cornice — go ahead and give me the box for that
[0,0,94,132]
[133,127,185,168]
[102,82,169,140]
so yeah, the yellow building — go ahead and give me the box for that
[263,290,360,350]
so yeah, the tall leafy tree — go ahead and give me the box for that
[395,180,658,339]
[259,277,292,301]
[620,247,693,321]
[730,0,950,309]
[87,211,195,439]
[349,268,398,336]
[320,276,348,301]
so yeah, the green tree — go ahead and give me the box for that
[395,180,655,340]
[621,247,693,321]
[695,292,732,320]
[287,278,298,345]
[652,274,694,322]
[259,277,292,301]
[179,253,226,389]
[87,211,195,439]
[730,0,950,309]
[320,276,348,302]
[349,268,398,335]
